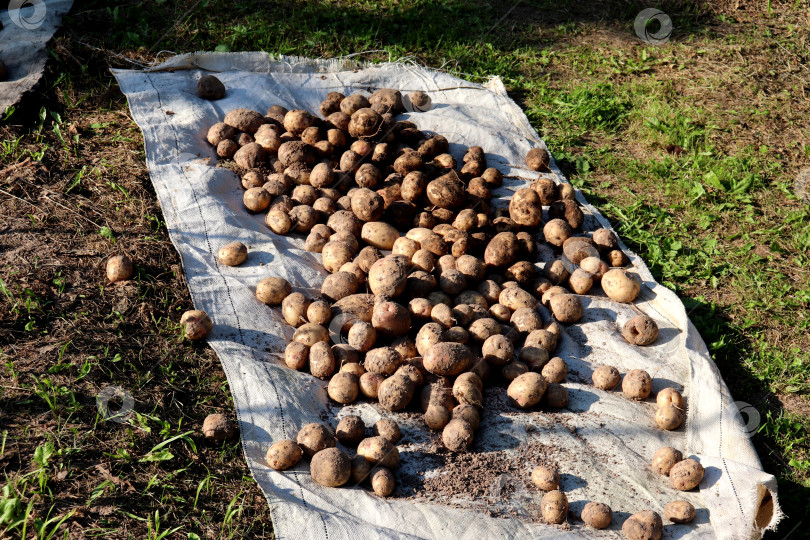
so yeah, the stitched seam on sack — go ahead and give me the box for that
[719,395,745,518]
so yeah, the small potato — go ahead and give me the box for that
[328,372,360,404]
[442,419,474,452]
[266,209,293,234]
[371,467,395,497]
[656,405,684,430]
[608,249,630,267]
[256,277,292,305]
[243,187,271,212]
[415,322,445,356]
[310,447,351,487]
[350,454,372,484]
[297,423,336,457]
[106,254,135,282]
[284,341,309,370]
[452,404,480,431]
[202,413,234,442]
[507,372,547,408]
[289,205,319,233]
[519,344,550,372]
[657,388,684,409]
[622,369,652,400]
[542,383,568,408]
[543,219,572,247]
[207,122,235,146]
[424,403,452,431]
[357,436,400,469]
[549,294,583,324]
[293,323,329,347]
[541,357,567,384]
[374,419,402,444]
[364,347,403,376]
[372,301,411,337]
[283,109,315,136]
[531,465,559,491]
[664,500,695,524]
[336,415,366,446]
[580,256,609,282]
[321,271,358,302]
[651,446,683,475]
[525,329,557,353]
[423,342,473,376]
[348,321,377,352]
[306,301,331,326]
[622,510,663,540]
[526,148,550,171]
[391,337,418,360]
[592,365,621,390]
[426,173,465,209]
[568,268,594,295]
[443,326,469,344]
[541,490,568,524]
[549,199,584,230]
[622,314,659,345]
[593,228,619,253]
[218,242,248,266]
[281,292,310,327]
[602,269,641,303]
[409,298,433,319]
[359,371,386,399]
[670,458,704,491]
[581,501,612,529]
[180,310,213,340]
[482,334,514,366]
[217,139,238,158]
[266,440,302,471]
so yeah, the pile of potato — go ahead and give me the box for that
[200,82,695,534]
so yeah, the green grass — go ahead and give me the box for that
[1,0,808,537]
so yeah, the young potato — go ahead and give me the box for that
[266,440,303,471]
[442,419,474,452]
[426,173,466,209]
[371,467,395,497]
[541,490,568,524]
[289,205,319,233]
[322,242,355,274]
[284,341,309,370]
[374,419,402,444]
[372,301,411,336]
[549,294,583,324]
[336,415,366,446]
[217,139,238,158]
[321,271,358,302]
[568,268,594,295]
[622,314,659,345]
[531,465,559,491]
[341,362,365,378]
[509,188,544,228]
[217,241,248,266]
[453,372,483,408]
[622,511,663,540]
[180,310,213,340]
[207,122,236,146]
[423,342,473,376]
[255,277,291,306]
[519,343,550,372]
[296,423,336,457]
[364,347,403,376]
[306,341,334,379]
[311,447,351,487]
[622,369,652,400]
[327,210,363,237]
[305,231,330,253]
[602,268,641,303]
[507,372,547,408]
[579,256,609,282]
[581,502,612,529]
[439,269,467,295]
[452,404,480,432]
[328,372,360,404]
[424,404,452,430]
[357,436,400,469]
[651,446,683,475]
[468,318,502,344]
[347,321,377,352]
[541,357,568,384]
[657,388,684,409]
[664,500,695,524]
[592,365,621,390]
[359,371,386,399]
[525,329,557,353]
[656,405,684,430]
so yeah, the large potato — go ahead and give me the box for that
[368,255,409,297]
[310,447,351,487]
[362,221,399,250]
[372,301,411,336]
[507,372,547,408]
[357,436,399,469]
[484,232,519,267]
[423,342,473,376]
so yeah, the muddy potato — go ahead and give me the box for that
[106,254,135,282]
[370,467,396,497]
[321,272,358,302]
[622,511,663,540]
[360,221,398,251]
[224,108,265,133]
[392,237,420,259]
[525,329,557,353]
[266,209,293,234]
[484,232,519,267]
[378,371,417,411]
[451,304,476,327]
[321,242,354,274]
[281,292,310,327]
[256,277,292,305]
[509,188,544,228]
[341,362,365,378]
[328,372,360,404]
[415,322,445,356]
[442,419,474,452]
[563,239,599,265]
[327,210,363,237]
[207,122,236,146]
[622,314,659,345]
[310,447,351,487]
[305,232,330,253]
[347,321,377,352]
[657,388,684,409]
[374,419,402,444]
[368,255,409,297]
[542,383,568,408]
[602,268,641,303]
[592,365,621,390]
[656,405,684,430]
[452,404,480,432]
[292,184,318,205]
[453,372,483,408]
[242,187,270,213]
[519,343,549,372]
[482,334,514,366]
[284,341,309,370]
[456,255,486,283]
[181,310,213,340]
[430,304,454,329]
[439,269,467,296]
[593,228,619,253]
[297,423,336,457]
[531,465,560,491]
[507,372,547,408]
[477,280,502,305]
[348,108,382,139]
[406,271,436,299]
[549,294,583,324]
[350,454,372,483]
[502,360,529,381]
[549,199,584,230]
[217,139,238,158]
[526,147,550,171]
[401,171,428,202]
[423,342,473,376]
[308,341,336,379]
[364,347,403,376]
[351,188,385,222]
[499,287,538,311]
[359,372,386,399]
[531,177,556,205]
[582,502,613,530]
[652,446,683,475]
[622,369,652,400]
[568,268,594,295]
[468,317,501,344]
[541,490,568,524]
[357,436,400,469]
[426,173,466,209]
[336,415,366,446]
[664,500,695,524]
[510,307,543,335]
[290,205,319,233]
[266,440,303,471]
[541,286,568,307]
[541,357,568,384]
[544,260,569,286]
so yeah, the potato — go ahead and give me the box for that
[256,277,292,306]
[336,415,366,446]
[442,419,474,452]
[292,184,318,205]
[311,447,351,487]
[405,90,432,112]
[489,303,511,323]
[333,344,360,368]
[593,228,619,253]
[368,255,409,297]
[450,404,479,432]
[549,199,584,230]
[426,173,466,209]
[293,322,329,347]
[651,446,683,475]
[531,465,559,491]
[530,177,555,205]
[373,419,402,444]
[320,272,358,303]
[568,268,594,295]
[484,232,518,267]
[349,188,385,222]
[361,221,399,250]
[656,405,684,430]
[519,344,549,372]
[341,362,365,378]
[511,307,544,334]
[664,500,695,524]
[364,347,403,376]
[499,286,538,311]
[579,257,609,283]
[622,510,663,540]
[106,254,134,283]
[321,242,354,274]
[526,148,550,171]
[582,502,612,529]
[481,334,514,366]
[525,329,557,353]
[549,294,583,324]
[509,188,544,228]
[406,271,436,299]
[507,372,547,408]
[266,209,293,234]
[439,269,467,296]
[266,439,303,471]
[327,210,362,237]
[592,365,620,390]
[608,249,630,267]
[371,467,395,497]
[622,369,652,400]
[541,357,567,384]
[308,341,336,379]
[284,341,309,370]
[542,383,568,408]
[201,413,234,442]
[217,139,238,158]
[622,314,659,345]
[290,205,319,233]
[350,454,372,483]
[541,490,568,524]
[357,436,400,469]
[657,388,684,409]
[456,256,486,284]
[216,241,248,267]
[347,321,376,352]
[328,372,360,404]
[297,423,336,457]
[359,372,386,399]
[280,292,310,327]
[224,108,264,133]
[391,237,419,260]
[453,372,483,408]
[541,286,567,308]
[477,280,502,305]
[468,317,501,343]
[414,323,443,357]
[348,108,382,139]
[602,269,641,303]
[431,303,456,329]
[178,309,212,340]
[378,371,417,410]
[304,301,330,326]
[280,109,313,136]
[423,342,473,376]
[207,122,236,146]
